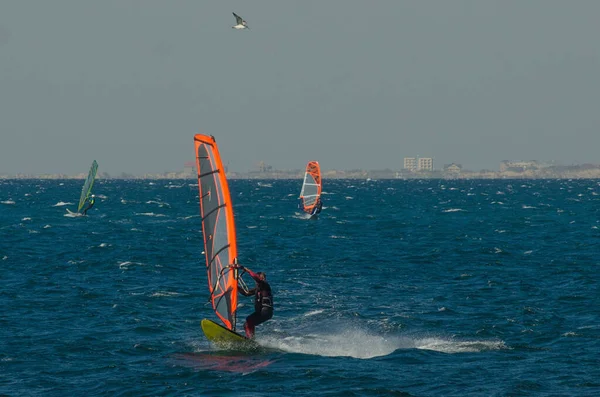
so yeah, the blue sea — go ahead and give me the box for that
[1,178,599,396]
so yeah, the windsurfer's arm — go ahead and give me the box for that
[229,263,258,279]
[244,268,262,282]
[239,286,256,296]
[229,264,261,283]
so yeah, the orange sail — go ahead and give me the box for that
[299,161,322,214]
[194,134,239,330]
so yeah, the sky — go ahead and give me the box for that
[1,1,599,175]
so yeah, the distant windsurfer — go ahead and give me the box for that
[231,265,273,338]
[82,195,95,215]
[311,198,323,216]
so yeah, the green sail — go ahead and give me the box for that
[77,160,98,213]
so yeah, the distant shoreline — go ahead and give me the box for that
[2,167,600,181]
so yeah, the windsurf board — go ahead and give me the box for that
[201,319,258,350]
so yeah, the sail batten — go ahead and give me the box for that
[194,134,239,331]
[299,161,322,214]
[202,204,227,222]
[198,169,219,178]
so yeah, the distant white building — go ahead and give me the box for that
[404,157,434,172]
[418,157,434,171]
[444,163,462,175]
[403,157,417,171]
[499,160,540,172]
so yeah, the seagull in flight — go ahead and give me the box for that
[232,12,249,30]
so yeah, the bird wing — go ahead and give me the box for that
[232,12,244,24]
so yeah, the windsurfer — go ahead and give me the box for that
[311,198,323,216]
[231,265,273,338]
[82,195,95,215]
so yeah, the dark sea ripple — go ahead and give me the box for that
[1,178,599,396]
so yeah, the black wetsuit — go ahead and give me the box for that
[311,200,323,216]
[82,198,95,215]
[240,269,273,338]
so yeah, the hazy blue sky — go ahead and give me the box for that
[1,1,599,175]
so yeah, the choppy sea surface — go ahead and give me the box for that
[1,178,599,396]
